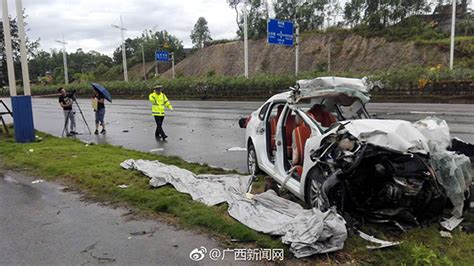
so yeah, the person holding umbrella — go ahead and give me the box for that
[91,83,112,135]
[149,85,173,140]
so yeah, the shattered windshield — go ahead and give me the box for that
[295,96,369,130]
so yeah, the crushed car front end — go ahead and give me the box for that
[304,118,472,225]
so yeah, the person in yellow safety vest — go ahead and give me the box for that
[149,85,173,140]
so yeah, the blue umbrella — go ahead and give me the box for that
[91,83,112,103]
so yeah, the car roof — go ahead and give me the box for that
[267,76,371,104]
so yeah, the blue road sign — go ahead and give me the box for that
[155,51,169,62]
[267,19,294,46]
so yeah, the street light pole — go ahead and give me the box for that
[141,43,146,81]
[2,0,17,96]
[295,22,299,76]
[243,0,249,78]
[170,52,175,79]
[449,0,456,70]
[112,16,128,82]
[15,0,31,95]
[55,38,69,84]
[328,41,331,73]
[3,0,35,143]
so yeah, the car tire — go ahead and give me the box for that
[247,142,261,176]
[305,166,345,211]
[304,166,327,210]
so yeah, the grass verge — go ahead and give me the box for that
[0,130,473,264]
[0,131,283,250]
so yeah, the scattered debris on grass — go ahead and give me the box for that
[439,231,453,238]
[440,216,464,231]
[358,230,401,249]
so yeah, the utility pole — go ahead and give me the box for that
[449,0,456,70]
[112,16,128,82]
[2,0,17,96]
[243,0,249,78]
[2,0,35,143]
[295,22,299,76]
[328,41,331,73]
[15,0,31,95]
[141,43,146,81]
[170,52,175,79]
[55,38,69,84]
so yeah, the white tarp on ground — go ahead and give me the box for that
[121,159,347,258]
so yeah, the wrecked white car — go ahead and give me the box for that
[239,77,472,225]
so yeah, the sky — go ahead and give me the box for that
[2,0,473,57]
[1,0,239,56]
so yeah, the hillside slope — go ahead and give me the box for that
[162,33,449,77]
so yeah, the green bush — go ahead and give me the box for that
[14,75,295,100]
[2,65,471,99]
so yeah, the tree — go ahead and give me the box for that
[343,0,431,29]
[0,16,39,87]
[273,0,328,31]
[227,0,269,39]
[227,0,328,39]
[112,29,184,66]
[344,0,365,27]
[28,48,113,84]
[190,17,212,48]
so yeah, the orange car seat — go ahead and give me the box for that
[285,115,296,156]
[292,119,311,177]
[307,105,337,127]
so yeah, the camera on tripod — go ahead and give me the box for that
[69,89,77,100]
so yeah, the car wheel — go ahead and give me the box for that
[305,166,345,211]
[247,142,261,176]
[305,167,327,210]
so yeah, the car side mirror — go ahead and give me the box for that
[239,117,248,128]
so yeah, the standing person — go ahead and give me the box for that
[93,89,106,135]
[58,87,77,136]
[149,85,173,140]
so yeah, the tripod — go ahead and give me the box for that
[62,98,92,137]
[0,100,13,136]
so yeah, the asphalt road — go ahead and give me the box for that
[0,171,244,265]
[1,98,473,173]
[1,98,473,265]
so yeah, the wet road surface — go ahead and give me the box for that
[0,171,243,265]
[1,98,473,173]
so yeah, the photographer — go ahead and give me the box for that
[58,87,77,136]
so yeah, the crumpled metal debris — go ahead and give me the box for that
[344,119,430,154]
[440,216,464,231]
[358,230,401,249]
[439,231,453,238]
[414,117,473,217]
[121,159,347,258]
